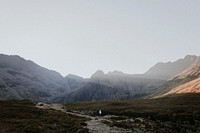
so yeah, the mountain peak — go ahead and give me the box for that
[65,74,83,80]
[107,70,124,76]
[184,55,198,60]
[91,70,105,78]
[145,55,198,80]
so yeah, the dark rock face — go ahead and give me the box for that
[0,54,71,102]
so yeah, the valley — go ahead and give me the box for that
[0,54,200,132]
[65,94,200,133]
[1,0,200,132]
[1,94,199,133]
[1,54,199,103]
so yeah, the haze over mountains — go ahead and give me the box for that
[0,54,70,101]
[154,56,200,97]
[0,53,199,103]
[144,55,198,80]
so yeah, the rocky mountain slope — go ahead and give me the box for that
[0,54,76,102]
[163,77,200,95]
[56,70,165,103]
[174,56,200,79]
[0,54,198,103]
[153,56,200,97]
[144,55,197,80]
[57,55,198,103]
[64,74,86,90]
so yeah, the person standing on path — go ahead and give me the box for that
[99,110,102,116]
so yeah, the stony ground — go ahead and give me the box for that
[36,101,200,133]
[36,103,132,133]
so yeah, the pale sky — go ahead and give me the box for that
[0,0,200,78]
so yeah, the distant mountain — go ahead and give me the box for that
[58,55,199,103]
[0,53,199,103]
[153,56,200,97]
[107,70,125,76]
[174,56,200,79]
[56,82,131,103]
[57,70,165,103]
[0,54,79,102]
[64,74,86,90]
[144,55,197,80]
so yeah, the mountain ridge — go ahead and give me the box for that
[58,55,198,103]
[0,54,70,101]
[144,55,198,80]
[0,53,199,103]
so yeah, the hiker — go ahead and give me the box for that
[99,110,102,116]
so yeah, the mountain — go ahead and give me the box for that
[0,54,75,102]
[57,70,165,103]
[163,77,200,95]
[91,70,105,78]
[107,70,125,76]
[58,55,199,103]
[144,55,197,80]
[153,56,200,97]
[56,83,132,103]
[174,56,200,79]
[0,53,199,103]
[64,74,86,90]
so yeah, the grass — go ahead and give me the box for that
[66,94,200,120]
[66,94,200,132]
[1,94,199,132]
[0,100,88,133]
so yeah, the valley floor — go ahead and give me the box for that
[0,94,200,133]
[36,103,131,133]
[0,100,88,133]
[65,94,200,133]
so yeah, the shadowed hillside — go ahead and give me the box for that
[0,54,85,102]
[0,100,88,133]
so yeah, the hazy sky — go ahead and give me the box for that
[0,0,200,78]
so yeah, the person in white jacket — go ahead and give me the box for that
[99,110,102,116]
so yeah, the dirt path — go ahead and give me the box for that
[86,116,132,133]
[36,103,132,133]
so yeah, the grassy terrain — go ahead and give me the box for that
[66,94,200,132]
[0,100,88,133]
